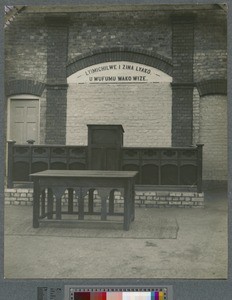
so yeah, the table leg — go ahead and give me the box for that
[109,190,115,215]
[124,180,131,231]
[33,180,40,228]
[47,188,53,219]
[99,188,108,221]
[131,192,135,222]
[101,196,107,221]
[68,188,74,214]
[88,189,94,214]
[54,187,65,220]
[78,188,84,220]
[131,181,135,222]
[41,189,46,218]
[56,196,62,220]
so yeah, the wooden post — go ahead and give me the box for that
[7,140,16,188]
[196,144,204,193]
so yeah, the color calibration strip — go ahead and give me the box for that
[71,290,167,300]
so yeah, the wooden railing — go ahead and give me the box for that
[7,141,87,188]
[122,145,203,192]
[7,141,203,192]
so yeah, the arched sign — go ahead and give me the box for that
[67,61,172,84]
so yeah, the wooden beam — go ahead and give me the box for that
[24,4,222,14]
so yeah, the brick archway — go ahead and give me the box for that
[66,47,173,77]
[5,79,45,97]
[196,79,227,97]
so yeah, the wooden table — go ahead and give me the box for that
[30,170,138,231]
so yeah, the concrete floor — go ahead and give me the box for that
[4,188,227,279]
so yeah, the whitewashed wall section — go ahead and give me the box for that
[199,95,228,181]
[67,61,172,147]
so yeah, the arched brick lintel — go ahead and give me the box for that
[5,80,46,97]
[196,79,227,97]
[66,47,173,77]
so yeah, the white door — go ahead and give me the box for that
[10,99,39,144]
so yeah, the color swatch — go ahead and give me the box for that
[73,291,166,300]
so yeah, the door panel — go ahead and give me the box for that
[14,105,25,122]
[10,99,39,144]
[26,122,37,141]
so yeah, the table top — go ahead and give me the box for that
[30,170,138,179]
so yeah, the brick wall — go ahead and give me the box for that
[4,13,47,83]
[45,16,69,144]
[192,87,200,145]
[4,11,172,84]
[171,15,195,147]
[194,11,227,82]
[68,11,172,61]
[66,82,172,147]
[5,188,33,206]
[193,11,227,183]
[199,95,228,181]
[190,89,228,184]
[4,8,228,183]
[5,188,204,208]
[39,90,47,144]
[5,10,226,85]
[171,86,193,146]
[45,88,67,144]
